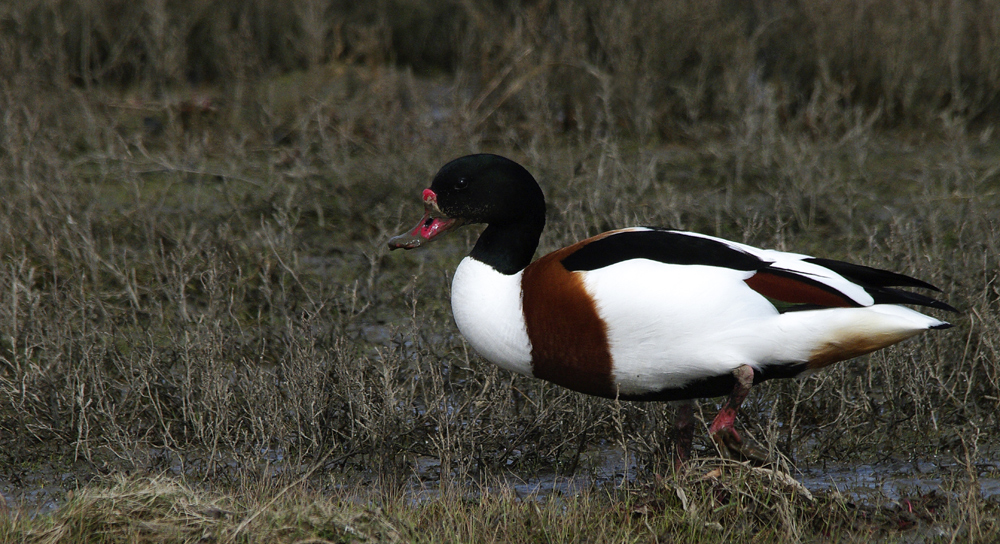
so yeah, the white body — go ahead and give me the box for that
[449,232,947,394]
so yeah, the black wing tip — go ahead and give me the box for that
[930,300,960,314]
[931,322,954,330]
[875,287,959,313]
[803,257,957,313]
[804,257,944,291]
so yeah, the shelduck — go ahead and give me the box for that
[388,154,956,464]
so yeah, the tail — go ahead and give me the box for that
[768,304,949,371]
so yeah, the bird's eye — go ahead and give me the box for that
[455,177,469,190]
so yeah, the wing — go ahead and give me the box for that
[560,228,956,313]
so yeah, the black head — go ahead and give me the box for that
[430,154,545,226]
[388,154,547,274]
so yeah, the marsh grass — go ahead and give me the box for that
[2,464,996,543]
[2,0,1000,541]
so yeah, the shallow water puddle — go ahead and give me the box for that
[798,458,1000,502]
[403,445,1000,506]
[405,444,638,503]
[5,448,999,515]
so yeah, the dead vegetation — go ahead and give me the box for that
[0,0,999,541]
[2,463,996,543]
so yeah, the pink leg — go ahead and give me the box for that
[708,364,767,462]
[674,400,695,470]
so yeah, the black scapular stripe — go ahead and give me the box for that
[560,229,764,272]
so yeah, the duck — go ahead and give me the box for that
[388,153,956,464]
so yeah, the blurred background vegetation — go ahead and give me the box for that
[4,0,1000,137]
